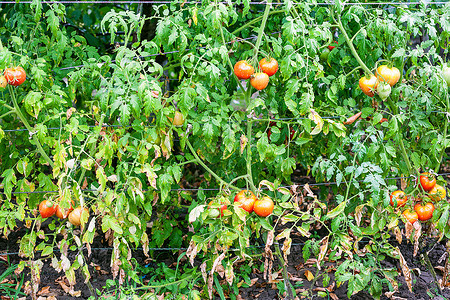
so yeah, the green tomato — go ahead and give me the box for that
[319,48,330,62]
[443,65,450,87]
[376,82,391,100]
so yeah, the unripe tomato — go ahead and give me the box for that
[376,65,400,86]
[390,190,407,208]
[419,172,436,192]
[430,184,446,202]
[4,67,26,86]
[0,75,7,88]
[234,60,254,80]
[68,206,89,226]
[359,74,378,97]
[376,82,391,100]
[259,58,278,77]
[414,202,434,221]
[402,209,418,224]
[253,196,274,217]
[319,48,330,62]
[443,65,450,87]
[39,200,57,218]
[250,72,269,90]
[234,190,257,213]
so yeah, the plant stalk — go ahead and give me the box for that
[9,85,54,168]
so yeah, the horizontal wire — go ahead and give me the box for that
[7,172,450,195]
[0,1,447,5]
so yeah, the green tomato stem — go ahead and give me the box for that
[186,139,240,191]
[252,0,272,63]
[8,85,54,168]
[436,91,449,173]
[231,9,284,36]
[335,12,372,75]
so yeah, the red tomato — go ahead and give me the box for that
[390,190,407,208]
[250,72,269,90]
[328,41,338,50]
[419,172,436,192]
[376,65,400,87]
[4,67,26,86]
[414,202,434,221]
[259,58,278,77]
[402,209,418,224]
[234,190,257,213]
[253,196,274,217]
[234,60,254,80]
[359,74,379,97]
[39,200,56,218]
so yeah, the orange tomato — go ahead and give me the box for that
[253,196,274,217]
[250,72,269,90]
[414,202,435,221]
[429,184,447,201]
[376,65,400,86]
[390,190,408,208]
[419,172,436,192]
[402,209,418,224]
[359,74,379,97]
[234,190,257,213]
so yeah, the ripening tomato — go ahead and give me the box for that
[390,190,408,208]
[4,67,26,86]
[39,200,57,218]
[419,172,436,192]
[259,58,278,77]
[168,111,185,126]
[208,200,227,217]
[234,190,257,213]
[414,202,435,221]
[250,72,269,90]
[359,74,378,97]
[376,65,400,87]
[253,196,274,217]
[402,209,418,224]
[68,207,89,226]
[0,75,6,88]
[234,60,254,80]
[430,184,446,201]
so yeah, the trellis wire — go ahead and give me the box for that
[0,1,448,5]
[6,172,450,195]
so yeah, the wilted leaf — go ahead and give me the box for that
[304,270,314,281]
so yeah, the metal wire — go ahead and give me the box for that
[0,1,447,5]
[7,172,450,195]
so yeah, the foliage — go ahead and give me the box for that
[0,0,450,299]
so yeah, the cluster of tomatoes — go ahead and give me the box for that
[208,190,274,218]
[390,172,447,224]
[39,199,89,227]
[233,58,278,91]
[359,65,400,99]
[0,66,26,88]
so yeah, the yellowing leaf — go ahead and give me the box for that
[304,270,314,281]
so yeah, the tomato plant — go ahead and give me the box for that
[376,65,400,86]
[359,74,378,97]
[259,58,278,77]
[250,72,269,90]
[234,60,254,80]
[234,190,257,213]
[253,196,274,217]
[390,190,407,208]
[4,67,26,86]
[39,200,56,218]
[414,202,435,222]
[419,172,436,192]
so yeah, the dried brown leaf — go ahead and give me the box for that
[394,227,402,244]
[317,236,329,270]
[207,252,226,299]
[304,270,314,281]
[397,248,413,292]
[240,135,248,155]
[413,222,422,256]
[37,286,51,296]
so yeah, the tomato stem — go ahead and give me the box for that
[186,139,240,191]
[8,85,54,168]
[436,91,449,173]
[0,110,15,119]
[231,9,284,36]
[252,0,272,63]
[334,11,372,75]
